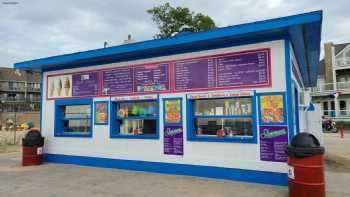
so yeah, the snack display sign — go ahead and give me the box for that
[94,101,108,125]
[260,95,284,123]
[164,99,181,124]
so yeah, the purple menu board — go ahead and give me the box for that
[164,125,183,155]
[260,125,288,162]
[102,67,133,94]
[134,64,169,93]
[217,51,268,87]
[72,72,99,96]
[175,58,216,91]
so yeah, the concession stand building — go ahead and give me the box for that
[14,11,322,186]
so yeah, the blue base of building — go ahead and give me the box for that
[44,153,288,186]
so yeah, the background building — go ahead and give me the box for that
[0,67,41,129]
[0,67,40,112]
[311,42,350,119]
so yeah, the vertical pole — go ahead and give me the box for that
[13,108,17,144]
[340,127,344,139]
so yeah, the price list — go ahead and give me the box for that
[217,51,268,87]
[102,67,133,94]
[174,58,216,91]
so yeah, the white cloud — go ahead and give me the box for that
[0,0,349,67]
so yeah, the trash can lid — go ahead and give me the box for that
[285,132,325,158]
[291,132,320,148]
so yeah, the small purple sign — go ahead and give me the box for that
[102,67,133,94]
[164,125,183,155]
[72,72,99,96]
[260,125,288,162]
[217,51,268,87]
[134,64,169,93]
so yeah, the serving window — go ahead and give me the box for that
[54,99,92,137]
[111,100,159,139]
[188,96,257,142]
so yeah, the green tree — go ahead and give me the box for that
[147,3,216,38]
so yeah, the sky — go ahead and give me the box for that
[0,0,349,68]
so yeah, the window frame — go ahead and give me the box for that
[54,98,93,138]
[186,95,257,143]
[110,98,160,139]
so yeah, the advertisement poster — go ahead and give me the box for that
[164,99,181,124]
[47,74,72,99]
[260,95,284,123]
[260,125,288,162]
[95,102,108,124]
[164,125,183,155]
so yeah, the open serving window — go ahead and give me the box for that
[187,91,257,143]
[110,95,159,139]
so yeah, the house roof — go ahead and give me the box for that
[14,11,322,87]
[334,42,350,56]
[0,67,40,83]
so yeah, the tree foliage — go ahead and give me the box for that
[147,3,216,38]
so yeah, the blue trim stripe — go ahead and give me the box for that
[44,153,288,186]
[284,39,295,143]
[39,72,43,131]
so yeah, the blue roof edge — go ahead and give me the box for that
[14,10,322,70]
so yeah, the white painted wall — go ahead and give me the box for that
[41,40,288,173]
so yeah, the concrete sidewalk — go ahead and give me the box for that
[0,152,288,197]
[0,135,350,197]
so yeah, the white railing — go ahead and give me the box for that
[322,110,350,118]
[335,57,350,68]
[311,81,350,94]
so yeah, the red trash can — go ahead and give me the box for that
[22,146,43,166]
[286,132,325,197]
[22,128,44,166]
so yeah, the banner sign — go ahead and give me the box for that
[260,125,288,162]
[187,90,253,100]
[111,94,158,101]
[47,48,271,100]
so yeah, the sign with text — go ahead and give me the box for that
[260,125,288,162]
[46,48,271,100]
[164,125,183,155]
[72,72,99,96]
[174,49,270,92]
